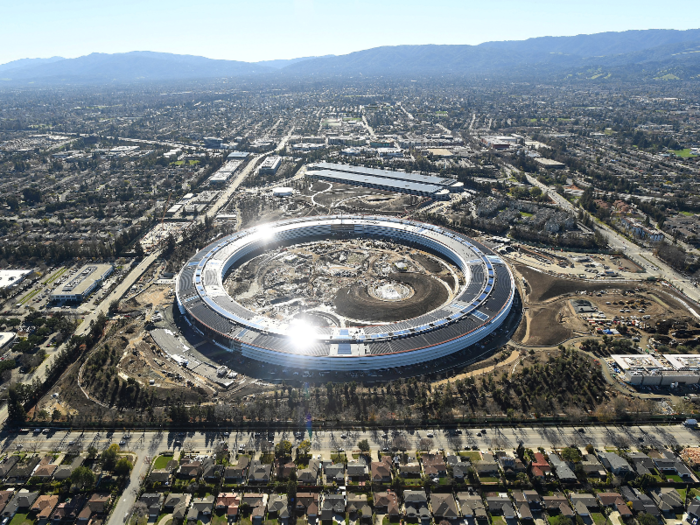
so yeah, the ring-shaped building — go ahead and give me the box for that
[175,215,516,371]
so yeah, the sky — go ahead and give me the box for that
[2,0,700,65]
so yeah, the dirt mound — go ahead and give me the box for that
[515,264,636,303]
[524,302,573,346]
[413,253,443,273]
[334,272,448,322]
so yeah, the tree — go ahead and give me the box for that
[298,439,311,456]
[561,447,582,463]
[87,446,98,459]
[357,439,370,454]
[418,438,433,451]
[114,457,133,476]
[70,466,96,490]
[7,384,27,424]
[102,444,120,470]
[638,513,658,525]
[287,480,297,499]
[108,300,119,316]
[275,440,293,458]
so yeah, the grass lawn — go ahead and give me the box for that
[264,519,279,525]
[492,516,506,525]
[260,453,275,464]
[548,516,568,525]
[670,149,698,158]
[438,477,452,485]
[479,476,500,483]
[668,474,684,483]
[297,519,308,525]
[591,512,607,525]
[153,455,172,469]
[459,451,482,461]
[331,453,347,464]
[520,211,534,218]
[211,514,228,525]
[9,513,35,525]
[680,211,696,217]
[240,518,253,525]
[676,488,687,501]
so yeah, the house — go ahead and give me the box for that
[275,458,296,481]
[456,493,487,522]
[347,494,372,522]
[581,454,607,478]
[569,494,599,517]
[268,494,291,523]
[599,452,632,476]
[298,459,320,485]
[139,493,164,518]
[149,469,172,484]
[542,493,574,517]
[164,493,192,521]
[371,457,393,483]
[485,496,516,520]
[54,456,84,482]
[496,453,527,477]
[325,463,345,484]
[453,462,471,481]
[7,456,40,484]
[2,489,38,519]
[422,453,447,478]
[399,463,422,479]
[296,493,319,519]
[0,456,19,479]
[347,462,368,481]
[51,495,87,522]
[549,455,577,482]
[654,451,694,480]
[627,452,655,477]
[249,461,272,484]
[431,493,460,521]
[476,453,500,479]
[687,501,700,523]
[76,493,111,524]
[619,487,661,518]
[33,463,58,480]
[177,460,203,479]
[0,491,14,516]
[242,493,268,524]
[215,492,240,519]
[512,491,541,511]
[530,453,552,478]
[202,458,224,482]
[31,495,59,521]
[191,496,215,519]
[597,492,633,518]
[225,455,250,483]
[404,490,430,522]
[374,491,400,519]
[649,488,684,515]
[321,494,346,522]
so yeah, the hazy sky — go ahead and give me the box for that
[3,0,700,65]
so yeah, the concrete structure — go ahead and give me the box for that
[50,264,113,303]
[534,158,566,169]
[612,354,700,386]
[272,187,294,197]
[0,333,16,350]
[176,215,515,371]
[0,270,32,290]
[259,156,282,175]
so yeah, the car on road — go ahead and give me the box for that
[119,440,126,445]
[223,432,230,437]
[340,434,347,439]
[174,440,181,446]
[426,432,434,438]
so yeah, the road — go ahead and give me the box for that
[4,424,698,460]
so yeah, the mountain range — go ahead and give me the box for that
[2,29,700,85]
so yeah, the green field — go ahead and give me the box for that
[520,211,534,218]
[9,513,34,525]
[153,455,172,469]
[670,149,698,158]
[44,267,68,285]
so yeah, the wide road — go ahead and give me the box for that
[4,424,698,458]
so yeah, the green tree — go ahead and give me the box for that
[102,444,120,470]
[638,513,658,525]
[357,439,370,454]
[70,466,96,490]
[275,440,293,458]
[87,446,98,459]
[7,384,27,424]
[114,457,133,476]
[561,447,582,463]
[298,439,311,456]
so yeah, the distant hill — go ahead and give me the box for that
[0,51,271,84]
[2,29,700,85]
[256,55,334,69]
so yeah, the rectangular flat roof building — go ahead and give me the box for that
[50,264,113,303]
[259,156,282,175]
[0,270,32,290]
[307,169,450,200]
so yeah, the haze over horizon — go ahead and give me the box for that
[3,0,700,65]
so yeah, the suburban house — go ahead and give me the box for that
[215,492,240,519]
[371,457,393,483]
[403,490,430,522]
[599,452,632,476]
[347,462,368,482]
[31,495,59,521]
[2,490,39,519]
[347,494,372,522]
[224,456,250,484]
[430,493,460,522]
[649,488,684,515]
[164,493,192,521]
[597,492,633,518]
[485,495,516,520]
[321,494,346,522]
[248,461,272,484]
[76,493,112,525]
[177,460,203,479]
[530,453,552,479]
[268,494,291,524]
[374,491,400,519]
[325,463,345,484]
[457,493,488,522]
[422,453,448,478]
[298,459,321,485]
[295,493,319,519]
[242,493,268,524]
[620,487,661,518]
[139,493,164,518]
